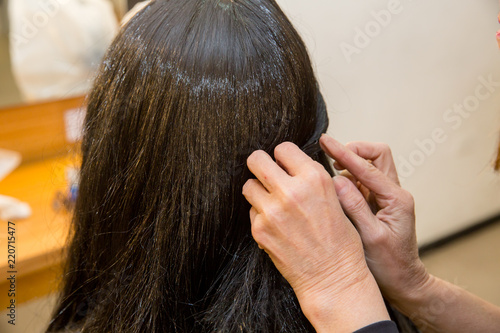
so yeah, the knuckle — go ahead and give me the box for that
[251,221,267,243]
[378,142,391,153]
[404,191,415,205]
[398,189,414,205]
[280,186,299,204]
[345,141,361,154]
[368,226,390,247]
[345,197,366,215]
[391,190,415,212]
[241,180,252,196]
[401,191,416,212]
[358,161,378,178]
[344,141,356,150]
[263,203,284,223]
[379,142,394,158]
[305,162,329,182]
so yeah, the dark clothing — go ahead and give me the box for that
[354,320,399,333]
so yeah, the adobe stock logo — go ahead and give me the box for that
[398,74,500,182]
[11,0,70,47]
[339,0,406,64]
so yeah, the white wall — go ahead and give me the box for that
[277,0,500,245]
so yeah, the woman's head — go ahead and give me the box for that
[49,0,331,331]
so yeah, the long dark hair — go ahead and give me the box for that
[48,0,416,332]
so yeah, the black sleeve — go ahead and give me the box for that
[353,320,399,333]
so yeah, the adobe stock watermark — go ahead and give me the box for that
[11,0,70,47]
[408,278,462,331]
[398,74,500,182]
[340,0,411,64]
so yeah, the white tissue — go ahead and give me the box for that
[0,194,32,221]
[0,149,30,221]
[0,149,22,182]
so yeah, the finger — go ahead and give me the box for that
[333,161,345,170]
[250,206,258,221]
[333,176,378,238]
[345,141,399,184]
[247,150,289,192]
[339,170,372,199]
[320,135,399,201]
[339,170,358,186]
[273,142,314,176]
[242,179,271,212]
[249,207,265,249]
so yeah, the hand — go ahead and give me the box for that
[243,142,389,332]
[319,135,430,308]
[497,12,500,49]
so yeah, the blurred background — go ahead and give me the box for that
[0,0,499,331]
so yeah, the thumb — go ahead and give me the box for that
[333,176,378,238]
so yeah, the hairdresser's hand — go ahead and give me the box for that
[319,135,430,308]
[243,142,390,333]
[497,12,500,49]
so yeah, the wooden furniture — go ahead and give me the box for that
[0,96,85,163]
[0,96,85,305]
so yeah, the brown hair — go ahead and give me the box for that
[48,1,416,332]
[48,0,327,331]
